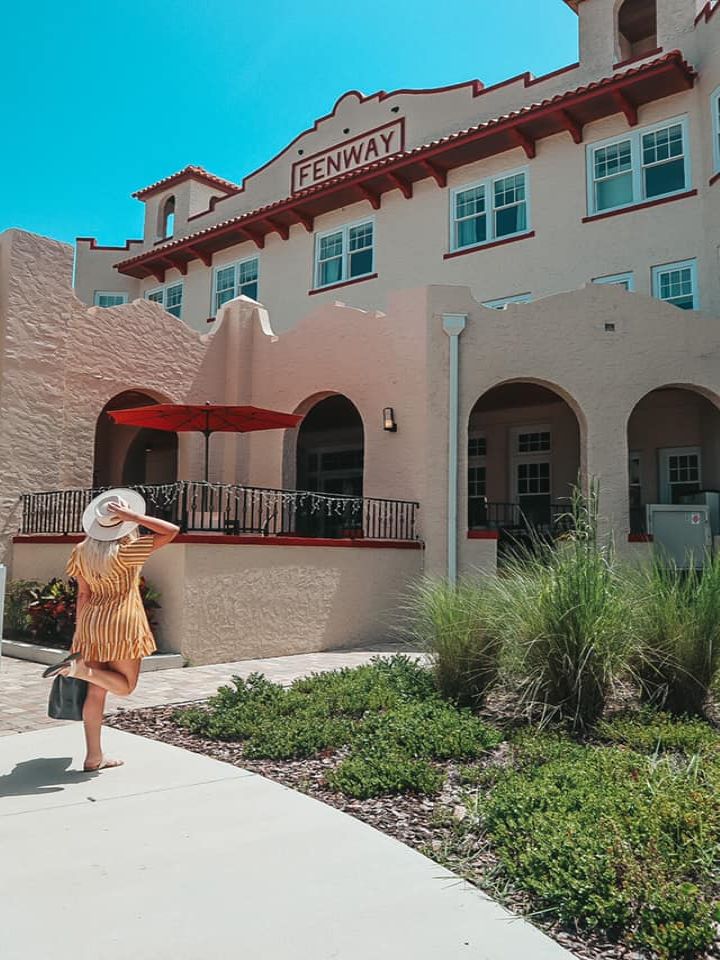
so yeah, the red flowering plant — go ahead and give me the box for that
[23,576,161,650]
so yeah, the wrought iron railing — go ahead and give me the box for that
[20,482,420,542]
[469,500,573,535]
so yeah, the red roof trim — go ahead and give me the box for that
[115,52,696,278]
[443,231,535,260]
[133,165,240,200]
[710,172,720,187]
[581,190,698,223]
[77,237,144,252]
[308,272,378,296]
[468,530,500,540]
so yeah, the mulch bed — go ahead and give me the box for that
[107,702,665,960]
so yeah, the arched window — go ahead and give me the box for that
[617,0,657,61]
[160,196,175,239]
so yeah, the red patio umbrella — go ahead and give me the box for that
[108,402,303,482]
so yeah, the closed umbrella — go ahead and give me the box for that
[109,402,302,482]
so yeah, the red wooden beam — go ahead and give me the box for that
[292,210,314,232]
[612,89,638,126]
[419,159,447,188]
[386,171,413,199]
[239,227,265,249]
[148,265,166,284]
[356,183,382,210]
[262,218,290,241]
[510,127,536,159]
[558,108,583,144]
[187,245,212,267]
[162,256,187,276]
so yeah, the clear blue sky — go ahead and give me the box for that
[0,0,578,245]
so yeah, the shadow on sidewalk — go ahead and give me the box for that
[0,757,97,798]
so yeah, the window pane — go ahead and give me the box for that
[348,222,373,251]
[239,280,258,300]
[147,290,164,304]
[495,203,526,237]
[596,171,633,211]
[468,437,487,457]
[216,287,235,311]
[96,294,126,307]
[349,248,373,278]
[457,215,486,248]
[657,267,694,309]
[319,232,343,259]
[320,257,343,286]
[518,432,551,453]
[642,125,683,165]
[644,158,685,198]
[238,259,258,284]
[165,284,183,318]
[216,266,235,291]
[455,186,485,219]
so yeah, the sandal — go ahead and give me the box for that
[84,758,124,772]
[42,652,81,679]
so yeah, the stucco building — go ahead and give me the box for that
[4,0,720,661]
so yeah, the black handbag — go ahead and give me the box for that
[48,675,88,721]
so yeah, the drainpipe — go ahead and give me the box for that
[442,313,467,585]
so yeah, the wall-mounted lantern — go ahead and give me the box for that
[383,407,397,433]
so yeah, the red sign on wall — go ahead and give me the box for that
[291,119,405,195]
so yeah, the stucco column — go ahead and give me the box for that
[584,409,630,545]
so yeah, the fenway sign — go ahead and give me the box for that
[291,119,405,194]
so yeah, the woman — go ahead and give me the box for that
[43,489,179,772]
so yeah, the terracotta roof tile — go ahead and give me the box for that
[132,165,240,200]
[117,51,695,271]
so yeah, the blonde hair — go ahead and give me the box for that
[77,528,138,577]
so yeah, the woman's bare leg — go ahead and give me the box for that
[68,658,142,697]
[82,665,107,770]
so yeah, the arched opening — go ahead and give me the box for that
[467,381,583,538]
[616,0,657,61]
[159,196,175,239]
[93,391,178,488]
[627,386,720,536]
[294,394,364,537]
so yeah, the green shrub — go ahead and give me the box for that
[472,732,720,958]
[327,752,444,799]
[628,556,720,717]
[292,655,436,715]
[352,700,501,760]
[406,578,501,708]
[598,710,720,756]
[2,579,39,637]
[484,485,634,731]
[243,715,355,760]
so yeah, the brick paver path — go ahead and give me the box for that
[0,642,422,737]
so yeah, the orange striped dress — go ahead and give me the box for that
[66,535,157,662]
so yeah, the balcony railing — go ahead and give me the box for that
[469,500,573,535]
[20,482,420,542]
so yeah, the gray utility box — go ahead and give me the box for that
[646,504,712,569]
[678,491,720,535]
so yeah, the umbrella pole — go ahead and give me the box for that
[203,430,211,484]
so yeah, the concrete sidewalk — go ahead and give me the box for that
[0,726,576,960]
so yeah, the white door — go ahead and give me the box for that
[658,447,702,504]
[511,426,552,527]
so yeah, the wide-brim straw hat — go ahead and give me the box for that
[82,488,146,542]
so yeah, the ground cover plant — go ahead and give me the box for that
[116,663,720,960]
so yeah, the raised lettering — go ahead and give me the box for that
[326,152,342,176]
[313,158,325,181]
[364,137,379,161]
[343,143,364,168]
[298,163,312,186]
[379,130,395,152]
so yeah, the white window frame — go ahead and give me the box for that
[659,446,702,503]
[651,259,698,310]
[211,256,260,315]
[586,115,691,217]
[482,293,532,309]
[450,166,531,254]
[712,86,720,175]
[93,291,129,307]
[145,282,184,319]
[313,218,375,290]
[510,425,552,503]
[592,272,635,291]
